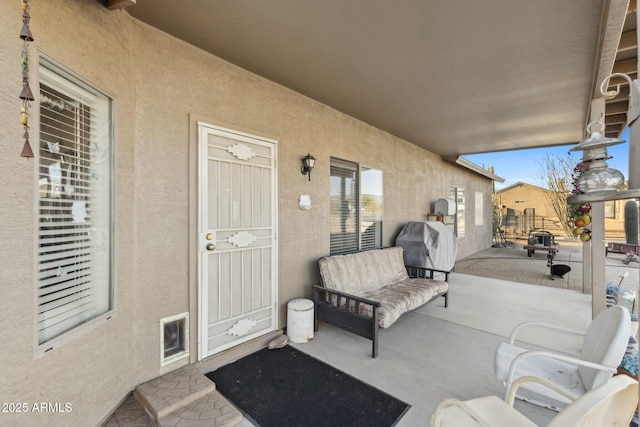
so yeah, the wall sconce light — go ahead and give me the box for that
[570,121,625,193]
[301,153,316,181]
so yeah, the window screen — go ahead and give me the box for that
[360,167,383,250]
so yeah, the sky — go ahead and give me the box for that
[462,128,631,190]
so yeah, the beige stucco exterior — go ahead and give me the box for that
[0,1,494,425]
[497,182,557,219]
[497,182,628,240]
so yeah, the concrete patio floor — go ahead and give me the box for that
[455,239,639,293]
[105,241,638,426]
[291,272,593,427]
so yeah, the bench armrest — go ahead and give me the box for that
[312,285,381,308]
[405,264,450,281]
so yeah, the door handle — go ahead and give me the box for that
[206,243,216,251]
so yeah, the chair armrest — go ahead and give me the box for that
[431,398,493,427]
[432,377,582,427]
[504,350,617,401]
[505,375,579,407]
[405,264,451,281]
[508,321,585,345]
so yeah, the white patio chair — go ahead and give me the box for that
[430,374,638,427]
[493,305,630,410]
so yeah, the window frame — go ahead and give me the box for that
[34,55,116,356]
[359,165,384,250]
[449,186,465,237]
[329,157,383,254]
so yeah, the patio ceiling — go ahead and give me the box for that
[127,0,632,157]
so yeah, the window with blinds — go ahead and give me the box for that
[448,186,465,237]
[37,61,113,347]
[360,166,383,250]
[329,158,383,254]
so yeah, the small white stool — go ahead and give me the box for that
[287,298,314,343]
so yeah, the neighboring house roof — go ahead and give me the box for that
[445,157,505,182]
[496,182,548,193]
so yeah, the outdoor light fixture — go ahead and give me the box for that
[570,120,625,193]
[301,153,316,181]
[567,72,640,204]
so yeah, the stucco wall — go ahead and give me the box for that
[0,1,493,425]
[498,183,629,239]
[498,183,557,218]
[0,1,137,426]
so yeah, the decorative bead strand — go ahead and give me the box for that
[19,0,34,158]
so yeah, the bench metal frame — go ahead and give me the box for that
[313,264,449,358]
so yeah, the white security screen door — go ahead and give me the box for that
[198,123,278,359]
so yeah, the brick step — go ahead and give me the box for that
[156,389,243,427]
[134,364,243,426]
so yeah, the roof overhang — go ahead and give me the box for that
[123,1,630,157]
[443,157,505,182]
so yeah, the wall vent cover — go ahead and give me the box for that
[161,312,189,366]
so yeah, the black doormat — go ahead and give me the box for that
[206,346,410,427]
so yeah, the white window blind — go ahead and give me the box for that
[330,158,358,254]
[329,159,384,254]
[37,63,113,345]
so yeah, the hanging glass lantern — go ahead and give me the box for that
[569,121,625,193]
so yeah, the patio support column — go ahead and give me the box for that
[631,105,640,189]
[589,202,606,317]
[632,5,640,192]
[587,98,607,318]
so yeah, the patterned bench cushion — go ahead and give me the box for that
[318,247,449,328]
[362,278,448,328]
[318,247,409,295]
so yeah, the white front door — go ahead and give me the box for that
[197,123,278,360]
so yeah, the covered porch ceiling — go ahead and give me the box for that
[126,0,634,157]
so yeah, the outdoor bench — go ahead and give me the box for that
[312,246,450,358]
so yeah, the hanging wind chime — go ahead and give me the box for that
[19,0,34,158]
